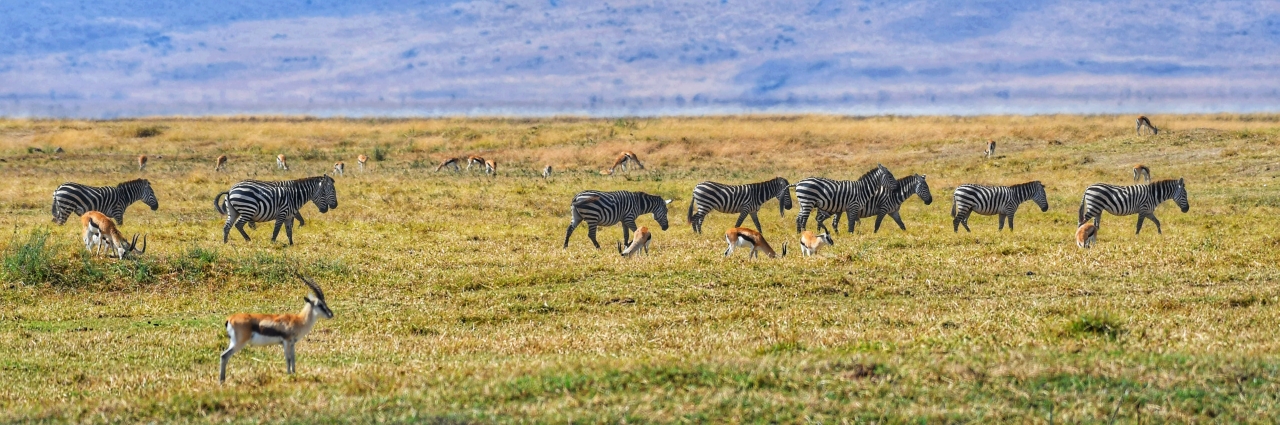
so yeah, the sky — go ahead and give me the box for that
[2,0,1279,118]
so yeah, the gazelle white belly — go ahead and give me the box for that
[249,333,285,346]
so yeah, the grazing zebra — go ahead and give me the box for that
[564,190,671,249]
[794,165,897,233]
[951,181,1049,232]
[1136,116,1158,135]
[985,140,995,158]
[687,177,792,234]
[214,175,338,244]
[819,173,933,234]
[51,179,159,225]
[1078,178,1188,234]
[1133,164,1151,183]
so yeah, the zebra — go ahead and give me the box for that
[1078,178,1188,234]
[51,179,159,225]
[819,173,933,234]
[951,181,1049,232]
[564,190,672,249]
[794,164,897,234]
[214,175,338,244]
[1136,116,1158,135]
[687,177,792,234]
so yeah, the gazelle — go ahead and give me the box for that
[138,155,148,171]
[617,226,652,257]
[277,154,289,170]
[724,227,786,258]
[1136,116,1158,135]
[219,274,334,383]
[357,154,368,172]
[1076,222,1098,248]
[333,162,345,176]
[484,159,496,175]
[215,155,228,172]
[542,165,552,179]
[435,157,461,172]
[1133,164,1151,183]
[799,230,833,257]
[466,155,486,171]
[985,140,996,158]
[607,151,644,173]
[80,211,147,259]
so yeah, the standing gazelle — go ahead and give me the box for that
[219,274,334,383]
[357,154,368,172]
[1136,116,1158,135]
[617,226,652,257]
[277,154,289,171]
[542,165,552,179]
[799,230,833,257]
[333,162,345,176]
[1133,165,1151,183]
[215,155,228,172]
[985,140,996,158]
[138,155,148,171]
[80,211,147,259]
[466,155,487,171]
[724,227,787,258]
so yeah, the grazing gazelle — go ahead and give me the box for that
[606,151,644,174]
[484,159,496,175]
[542,165,552,179]
[1136,116,1158,135]
[799,230,833,257]
[215,155,228,172]
[333,162,345,176]
[219,274,334,383]
[617,226,652,257]
[1076,222,1098,248]
[465,155,487,171]
[435,157,461,172]
[357,154,368,172]
[1133,164,1151,183]
[724,227,786,259]
[277,154,289,171]
[80,211,146,259]
[985,140,996,158]
[137,155,148,171]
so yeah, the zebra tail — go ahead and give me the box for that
[214,191,230,215]
[571,196,601,208]
[1077,199,1085,225]
[686,197,696,223]
[950,197,956,218]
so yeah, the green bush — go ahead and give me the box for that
[2,229,57,285]
[1067,312,1124,339]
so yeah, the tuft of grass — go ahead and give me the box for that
[133,125,164,138]
[1066,312,1125,339]
[373,145,387,161]
[2,229,56,285]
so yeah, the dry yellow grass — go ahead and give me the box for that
[0,115,1278,423]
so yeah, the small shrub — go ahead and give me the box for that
[373,146,387,161]
[1066,312,1124,339]
[134,126,164,138]
[2,229,57,285]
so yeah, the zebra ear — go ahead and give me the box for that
[664,199,672,205]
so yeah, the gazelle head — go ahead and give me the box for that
[298,273,334,319]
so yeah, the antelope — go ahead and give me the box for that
[80,211,147,259]
[81,213,107,255]
[219,274,334,383]
[277,154,289,171]
[215,155,228,172]
[138,155,148,171]
[607,151,644,173]
[1133,164,1151,183]
[1076,222,1098,248]
[1136,116,1158,135]
[617,226,652,257]
[542,165,552,179]
[484,159,496,175]
[724,227,786,259]
[333,162,345,176]
[435,157,461,172]
[466,155,486,171]
[985,140,996,158]
[799,230,833,257]
[357,154,368,172]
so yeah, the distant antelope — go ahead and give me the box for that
[465,155,486,171]
[215,155,228,172]
[605,151,644,174]
[542,165,552,179]
[435,157,461,172]
[277,154,289,171]
[80,211,147,259]
[985,140,996,158]
[1133,164,1151,183]
[219,274,334,383]
[617,226,652,257]
[799,230,833,256]
[1135,116,1158,135]
[484,159,496,175]
[1076,223,1098,248]
[357,154,368,172]
[333,162,345,176]
[137,155,148,171]
[724,227,787,258]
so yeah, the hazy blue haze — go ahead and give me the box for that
[2,0,1278,117]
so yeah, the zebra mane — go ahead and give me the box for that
[116,178,151,188]
[1009,181,1042,190]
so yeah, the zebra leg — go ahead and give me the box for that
[1007,213,1015,231]
[1147,213,1162,234]
[734,212,749,228]
[795,206,811,233]
[271,217,286,243]
[845,209,858,234]
[890,212,906,230]
[563,211,582,248]
[873,214,887,233]
[234,218,252,242]
[831,212,842,233]
[284,213,296,245]
[295,212,305,227]
[749,212,763,234]
[998,214,1006,231]
[587,225,601,249]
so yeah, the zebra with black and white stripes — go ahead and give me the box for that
[951,181,1049,232]
[564,190,672,249]
[794,165,897,233]
[1078,178,1188,234]
[51,179,159,225]
[215,175,338,244]
[818,173,933,234]
[687,177,792,234]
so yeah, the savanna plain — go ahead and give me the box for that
[1,115,1278,423]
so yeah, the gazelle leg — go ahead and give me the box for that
[284,341,296,374]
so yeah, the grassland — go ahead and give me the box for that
[0,115,1278,423]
